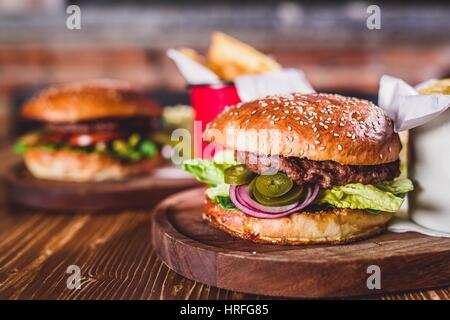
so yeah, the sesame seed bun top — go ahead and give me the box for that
[21,79,160,123]
[203,93,401,165]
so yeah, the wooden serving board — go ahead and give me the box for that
[152,188,450,298]
[1,161,201,211]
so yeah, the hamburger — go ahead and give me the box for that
[15,79,161,182]
[183,93,414,244]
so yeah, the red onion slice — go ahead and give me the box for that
[229,187,298,219]
[229,183,320,219]
[236,185,299,213]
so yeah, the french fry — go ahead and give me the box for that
[178,47,223,76]
[207,32,281,81]
[419,78,450,95]
[178,48,207,66]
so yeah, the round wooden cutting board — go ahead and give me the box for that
[1,161,201,211]
[152,188,450,298]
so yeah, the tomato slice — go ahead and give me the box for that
[41,132,66,144]
[68,132,123,147]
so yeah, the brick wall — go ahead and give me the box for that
[0,42,449,141]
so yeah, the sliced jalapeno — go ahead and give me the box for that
[254,173,293,198]
[224,164,255,185]
[252,183,303,206]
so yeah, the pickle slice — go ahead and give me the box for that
[252,184,303,207]
[254,173,293,197]
[224,164,255,185]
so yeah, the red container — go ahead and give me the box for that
[190,83,241,158]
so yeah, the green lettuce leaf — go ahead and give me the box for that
[374,178,414,196]
[13,141,28,155]
[206,183,230,199]
[181,153,238,186]
[182,152,239,210]
[182,159,227,186]
[13,132,157,162]
[318,179,414,213]
[182,155,414,214]
[110,134,157,161]
[216,196,239,211]
[206,185,238,211]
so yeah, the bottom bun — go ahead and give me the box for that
[24,149,160,182]
[203,198,393,245]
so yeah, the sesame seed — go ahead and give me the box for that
[288,126,292,131]
[338,144,343,151]
[251,110,257,115]
[270,120,275,125]
[379,154,383,159]
[333,133,339,137]
[319,146,326,151]
[314,140,320,145]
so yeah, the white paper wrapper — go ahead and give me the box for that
[167,49,222,85]
[167,49,314,100]
[378,75,450,238]
[388,217,450,238]
[234,69,315,102]
[389,198,450,238]
[378,75,450,132]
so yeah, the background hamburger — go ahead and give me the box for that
[183,93,414,244]
[14,79,161,182]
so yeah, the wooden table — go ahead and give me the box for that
[0,149,449,300]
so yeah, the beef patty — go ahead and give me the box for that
[44,117,160,135]
[238,151,400,189]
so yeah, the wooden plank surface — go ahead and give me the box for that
[0,149,449,300]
